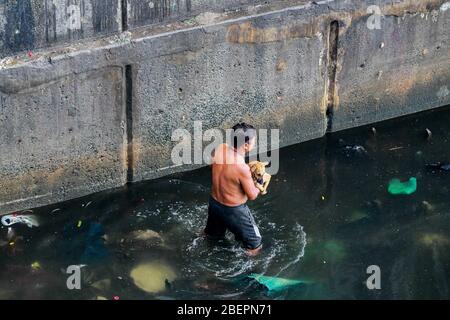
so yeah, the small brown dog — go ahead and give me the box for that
[248,161,271,195]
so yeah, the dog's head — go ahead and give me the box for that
[249,161,269,182]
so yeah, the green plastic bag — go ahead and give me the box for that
[247,273,305,292]
[388,177,417,195]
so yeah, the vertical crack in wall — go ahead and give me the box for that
[125,65,134,183]
[121,0,128,31]
[326,20,339,133]
[321,21,340,206]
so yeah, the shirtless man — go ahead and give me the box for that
[204,123,262,256]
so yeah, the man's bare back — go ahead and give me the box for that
[211,144,259,207]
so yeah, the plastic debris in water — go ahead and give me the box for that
[338,139,368,156]
[1,214,39,228]
[130,261,177,294]
[247,273,305,292]
[388,177,417,195]
[82,201,92,208]
[348,210,369,223]
[31,262,41,270]
[77,220,83,228]
[113,296,120,300]
[426,162,450,172]
[7,227,15,241]
[419,233,450,246]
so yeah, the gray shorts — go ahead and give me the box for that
[205,197,262,250]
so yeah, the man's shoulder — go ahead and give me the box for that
[235,161,251,174]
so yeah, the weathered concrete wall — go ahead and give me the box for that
[0,0,307,58]
[0,67,127,213]
[125,0,296,29]
[0,0,122,58]
[330,0,450,131]
[0,0,449,214]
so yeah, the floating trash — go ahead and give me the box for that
[426,163,450,172]
[130,261,177,294]
[419,233,450,246]
[1,214,39,228]
[422,201,435,213]
[60,222,109,264]
[129,229,163,242]
[82,201,92,208]
[344,145,367,154]
[388,177,417,195]
[247,273,306,292]
[31,262,41,270]
[91,279,111,291]
[348,210,369,223]
[338,139,368,156]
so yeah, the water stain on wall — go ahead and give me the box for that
[4,0,36,53]
[92,0,119,33]
[226,21,319,44]
[128,0,187,28]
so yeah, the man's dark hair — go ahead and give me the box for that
[232,123,256,149]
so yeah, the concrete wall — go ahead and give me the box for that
[127,0,298,29]
[0,0,299,58]
[0,66,127,213]
[331,0,450,131]
[0,0,449,214]
[0,0,122,58]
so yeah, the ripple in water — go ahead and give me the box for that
[136,197,307,297]
[172,202,307,279]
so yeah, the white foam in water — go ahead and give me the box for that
[182,209,307,281]
[276,223,307,276]
[137,197,308,297]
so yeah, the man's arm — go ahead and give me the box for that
[238,164,260,201]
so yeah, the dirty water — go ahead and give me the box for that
[1,105,450,300]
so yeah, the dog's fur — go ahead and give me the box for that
[248,161,271,195]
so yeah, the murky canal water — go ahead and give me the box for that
[1,106,450,300]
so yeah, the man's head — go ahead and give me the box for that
[232,123,256,154]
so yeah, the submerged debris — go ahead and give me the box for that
[247,274,306,292]
[426,162,450,172]
[91,279,111,291]
[338,139,368,156]
[421,201,435,213]
[130,261,177,294]
[388,177,417,195]
[419,233,450,246]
